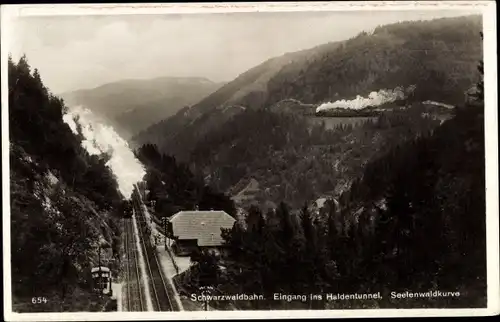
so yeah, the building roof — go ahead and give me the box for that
[169,210,236,247]
[91,266,110,273]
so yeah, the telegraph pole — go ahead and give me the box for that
[98,246,102,296]
[161,217,168,250]
[200,286,211,311]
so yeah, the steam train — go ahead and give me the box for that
[123,200,133,218]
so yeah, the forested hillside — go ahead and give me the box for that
[61,77,222,139]
[190,103,446,209]
[9,55,123,311]
[181,53,486,310]
[265,15,482,107]
[130,53,307,151]
[7,10,488,314]
[135,144,236,219]
[132,15,482,160]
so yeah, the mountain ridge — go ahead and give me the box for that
[132,14,482,161]
[59,76,217,95]
[9,55,124,311]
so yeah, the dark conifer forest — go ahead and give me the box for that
[9,55,123,311]
[135,144,237,219]
[178,38,486,309]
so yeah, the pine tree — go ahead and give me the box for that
[276,201,294,245]
[300,203,315,246]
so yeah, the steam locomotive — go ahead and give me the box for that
[123,200,133,218]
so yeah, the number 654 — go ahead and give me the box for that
[31,297,47,304]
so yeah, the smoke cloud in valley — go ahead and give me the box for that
[63,106,145,198]
[316,86,414,112]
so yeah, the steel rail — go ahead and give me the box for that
[132,190,175,311]
[125,218,145,311]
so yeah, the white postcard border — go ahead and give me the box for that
[1,1,498,320]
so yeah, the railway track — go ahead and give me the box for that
[124,218,145,311]
[132,187,179,311]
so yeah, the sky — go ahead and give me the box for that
[8,9,478,94]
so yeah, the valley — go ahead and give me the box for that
[7,11,489,313]
[124,14,486,309]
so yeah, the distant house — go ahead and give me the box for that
[166,210,236,256]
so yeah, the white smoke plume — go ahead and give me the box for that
[316,86,413,113]
[63,105,146,199]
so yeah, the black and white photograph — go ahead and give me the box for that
[2,1,499,320]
